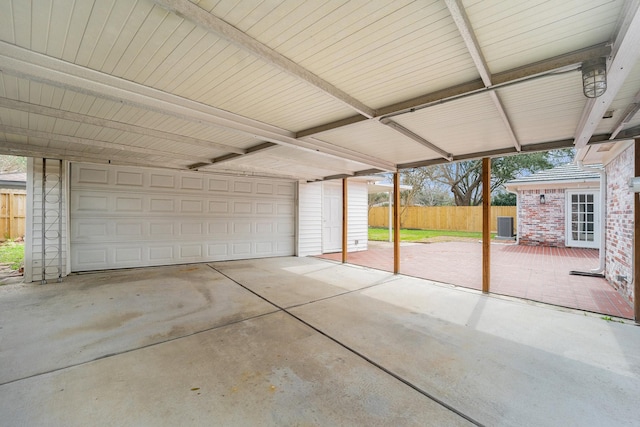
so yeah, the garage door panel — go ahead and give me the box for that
[115,222,143,238]
[278,222,295,234]
[208,243,228,258]
[73,220,108,239]
[181,199,204,213]
[74,192,293,217]
[149,245,174,262]
[209,222,228,235]
[150,173,176,189]
[72,164,296,195]
[180,244,203,259]
[233,180,253,193]
[70,163,295,271]
[277,239,295,253]
[74,247,108,268]
[115,247,143,264]
[74,193,109,212]
[76,166,109,185]
[233,200,253,214]
[150,197,176,213]
[73,218,293,243]
[209,200,229,213]
[180,176,204,191]
[256,242,273,254]
[150,222,175,237]
[115,170,144,187]
[208,178,229,192]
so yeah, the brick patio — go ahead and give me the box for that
[318,241,633,319]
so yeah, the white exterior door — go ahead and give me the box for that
[566,190,599,249]
[70,163,295,271]
[322,183,342,253]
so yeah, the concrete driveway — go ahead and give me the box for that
[1,257,638,426]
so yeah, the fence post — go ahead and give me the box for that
[1,193,5,239]
[9,193,15,239]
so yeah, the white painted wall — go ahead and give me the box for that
[297,181,322,256]
[347,180,368,253]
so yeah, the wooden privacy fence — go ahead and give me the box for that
[1,190,26,241]
[369,206,517,233]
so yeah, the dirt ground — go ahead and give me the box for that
[0,263,23,286]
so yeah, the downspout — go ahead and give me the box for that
[505,187,520,244]
[576,160,606,274]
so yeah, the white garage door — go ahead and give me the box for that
[70,163,296,271]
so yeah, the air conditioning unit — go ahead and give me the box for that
[496,216,514,239]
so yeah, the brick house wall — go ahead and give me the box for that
[518,188,565,246]
[605,145,634,304]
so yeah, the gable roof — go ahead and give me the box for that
[505,164,600,187]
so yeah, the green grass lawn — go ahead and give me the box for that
[0,241,24,270]
[368,227,495,242]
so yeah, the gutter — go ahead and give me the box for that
[573,161,606,275]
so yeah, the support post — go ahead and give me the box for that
[58,159,63,282]
[41,159,47,285]
[388,190,392,242]
[482,157,491,293]
[393,172,401,274]
[635,139,640,322]
[342,178,348,264]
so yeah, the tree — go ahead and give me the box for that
[492,192,516,206]
[399,168,428,206]
[414,149,573,206]
[414,184,454,206]
[368,192,389,211]
[0,156,27,173]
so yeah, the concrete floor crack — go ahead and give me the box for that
[209,264,485,427]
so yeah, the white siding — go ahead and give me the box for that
[69,163,295,271]
[347,181,368,253]
[297,180,369,256]
[25,158,70,283]
[297,181,323,256]
[322,182,343,253]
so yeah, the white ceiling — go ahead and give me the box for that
[1,0,639,181]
